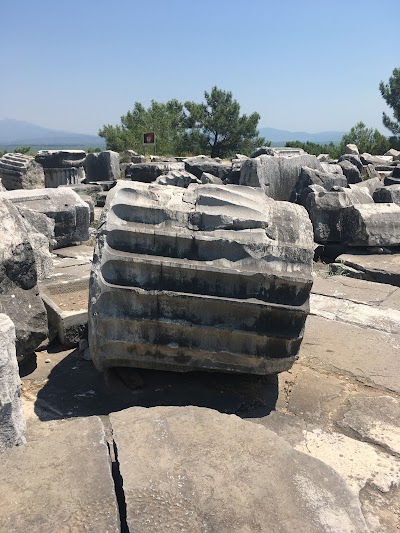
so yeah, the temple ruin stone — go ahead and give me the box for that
[373,185,400,205]
[0,188,90,248]
[239,154,323,201]
[0,314,25,452]
[0,153,45,190]
[341,203,400,246]
[183,155,231,181]
[125,162,185,182]
[85,150,120,182]
[35,150,86,188]
[0,199,48,361]
[89,181,314,375]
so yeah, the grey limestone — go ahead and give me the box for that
[339,153,363,172]
[110,406,368,533]
[338,159,362,183]
[35,149,86,169]
[0,314,25,452]
[0,153,45,190]
[89,181,314,375]
[155,169,201,188]
[240,154,324,201]
[0,188,90,248]
[43,166,85,188]
[85,150,120,182]
[291,165,347,204]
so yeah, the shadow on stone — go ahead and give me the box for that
[34,346,278,421]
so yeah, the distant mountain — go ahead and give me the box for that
[0,119,106,148]
[258,127,346,145]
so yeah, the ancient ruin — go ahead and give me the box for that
[89,181,314,374]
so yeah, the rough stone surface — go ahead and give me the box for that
[125,161,185,182]
[110,406,368,533]
[0,188,90,248]
[155,169,200,188]
[373,184,400,204]
[338,159,362,183]
[200,171,224,184]
[89,181,314,375]
[43,166,85,188]
[240,154,323,201]
[305,186,373,243]
[319,162,343,174]
[345,143,359,155]
[339,396,400,456]
[335,251,400,287]
[0,314,25,452]
[341,203,400,246]
[291,165,347,204]
[353,176,383,195]
[183,155,231,181]
[0,199,47,360]
[85,150,120,182]
[0,416,119,532]
[35,149,86,169]
[360,153,393,166]
[250,146,306,158]
[339,153,363,172]
[0,153,45,190]
[385,148,400,160]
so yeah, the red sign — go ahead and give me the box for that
[143,132,155,144]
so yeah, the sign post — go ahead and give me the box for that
[143,132,156,157]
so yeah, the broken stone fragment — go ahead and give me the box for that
[0,153,45,190]
[0,198,48,361]
[0,188,90,249]
[0,314,26,453]
[240,154,323,201]
[85,150,120,182]
[341,203,400,246]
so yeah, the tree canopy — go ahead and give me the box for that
[339,122,390,155]
[99,87,265,158]
[379,68,400,138]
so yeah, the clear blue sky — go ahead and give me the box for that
[1,0,398,135]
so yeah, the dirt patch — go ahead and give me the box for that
[46,286,89,311]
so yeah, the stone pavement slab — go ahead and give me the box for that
[336,252,400,286]
[0,416,119,532]
[110,405,368,533]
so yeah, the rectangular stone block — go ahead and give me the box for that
[89,182,314,375]
[341,203,400,246]
[0,188,90,248]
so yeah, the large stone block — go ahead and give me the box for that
[338,159,362,184]
[110,406,368,533]
[0,188,90,249]
[305,186,374,243]
[125,161,185,182]
[0,416,119,532]
[43,166,85,188]
[239,154,323,201]
[291,165,348,204]
[373,184,400,205]
[183,155,232,181]
[341,203,400,246]
[89,181,314,375]
[35,149,86,169]
[0,199,48,360]
[85,150,120,182]
[0,153,45,190]
[0,314,25,452]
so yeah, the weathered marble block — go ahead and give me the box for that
[85,151,120,182]
[125,162,185,182]
[341,203,400,246]
[0,199,48,361]
[239,154,323,201]
[89,182,314,375]
[0,188,90,249]
[0,314,26,452]
[0,153,44,190]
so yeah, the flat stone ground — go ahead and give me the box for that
[4,268,400,531]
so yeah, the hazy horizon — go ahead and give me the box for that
[1,0,398,136]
